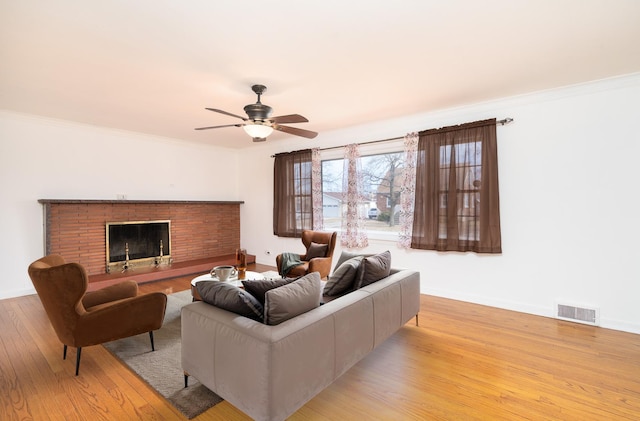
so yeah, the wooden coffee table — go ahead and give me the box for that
[190,271,265,301]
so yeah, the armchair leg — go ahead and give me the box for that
[415,314,419,327]
[75,347,82,376]
[149,331,155,351]
[184,371,189,388]
[63,344,67,360]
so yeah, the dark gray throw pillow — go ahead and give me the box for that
[323,255,364,296]
[242,278,295,305]
[305,242,328,260]
[264,272,322,325]
[354,250,391,289]
[196,281,264,322]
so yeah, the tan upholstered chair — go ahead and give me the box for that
[276,230,337,279]
[28,255,167,375]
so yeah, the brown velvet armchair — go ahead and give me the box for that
[275,230,337,279]
[27,255,167,375]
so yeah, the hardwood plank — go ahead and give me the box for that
[3,263,640,420]
[0,312,34,420]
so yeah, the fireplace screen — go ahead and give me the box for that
[106,220,171,272]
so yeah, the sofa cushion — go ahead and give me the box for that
[242,278,295,305]
[306,242,328,259]
[264,272,322,325]
[323,256,364,297]
[354,250,392,289]
[196,281,264,322]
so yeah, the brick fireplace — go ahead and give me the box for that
[39,200,244,278]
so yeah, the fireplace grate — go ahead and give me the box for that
[106,220,171,272]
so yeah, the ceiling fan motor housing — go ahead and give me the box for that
[243,103,273,121]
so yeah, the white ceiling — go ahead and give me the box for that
[2,1,640,149]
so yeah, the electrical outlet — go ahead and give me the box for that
[117,194,127,200]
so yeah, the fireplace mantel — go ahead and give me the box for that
[38,199,244,205]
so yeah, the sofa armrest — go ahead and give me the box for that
[360,269,421,330]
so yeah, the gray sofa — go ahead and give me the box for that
[181,268,420,421]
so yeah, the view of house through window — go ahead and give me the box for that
[321,151,404,237]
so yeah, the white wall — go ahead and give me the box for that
[240,73,640,334]
[0,112,239,299]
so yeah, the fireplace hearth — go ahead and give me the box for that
[106,220,171,272]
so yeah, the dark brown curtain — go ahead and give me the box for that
[411,119,501,253]
[273,149,313,237]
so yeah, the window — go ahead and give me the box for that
[437,142,482,241]
[273,149,313,237]
[412,119,501,253]
[320,142,405,240]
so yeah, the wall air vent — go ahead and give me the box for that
[556,302,599,326]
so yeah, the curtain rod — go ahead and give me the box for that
[271,117,513,156]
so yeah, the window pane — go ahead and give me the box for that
[438,140,483,242]
[321,151,404,236]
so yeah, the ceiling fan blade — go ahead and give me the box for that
[274,124,318,139]
[195,123,243,130]
[205,108,247,121]
[270,114,309,124]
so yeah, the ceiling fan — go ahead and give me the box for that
[195,84,318,142]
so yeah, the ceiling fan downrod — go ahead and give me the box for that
[251,84,267,102]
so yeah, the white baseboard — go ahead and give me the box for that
[420,287,640,335]
[0,286,36,301]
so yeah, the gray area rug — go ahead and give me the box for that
[103,289,223,419]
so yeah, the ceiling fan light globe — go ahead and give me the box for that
[243,123,273,138]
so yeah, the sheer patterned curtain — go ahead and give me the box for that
[398,132,418,248]
[341,144,369,248]
[273,149,313,238]
[311,148,324,231]
[412,119,501,253]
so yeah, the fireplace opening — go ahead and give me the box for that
[106,220,171,272]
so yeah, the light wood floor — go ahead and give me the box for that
[2,263,639,420]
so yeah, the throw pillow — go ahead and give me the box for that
[305,242,328,260]
[242,278,295,305]
[354,250,392,289]
[323,255,364,296]
[333,250,373,270]
[264,272,322,325]
[196,281,264,322]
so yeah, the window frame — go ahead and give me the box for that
[320,139,405,242]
